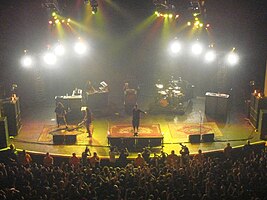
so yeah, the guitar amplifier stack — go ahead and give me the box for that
[249,93,267,129]
[205,92,229,118]
[2,97,21,136]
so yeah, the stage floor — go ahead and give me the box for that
[10,97,261,158]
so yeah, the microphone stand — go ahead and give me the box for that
[199,110,202,137]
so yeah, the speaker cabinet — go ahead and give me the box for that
[259,110,267,140]
[65,135,77,144]
[202,133,214,142]
[205,92,229,117]
[53,135,65,144]
[249,97,267,128]
[189,134,201,143]
[0,117,9,148]
[53,134,77,144]
[3,98,21,136]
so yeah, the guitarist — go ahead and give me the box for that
[55,102,68,128]
[83,107,93,137]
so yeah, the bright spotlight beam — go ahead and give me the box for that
[21,55,33,68]
[226,52,239,66]
[170,40,182,54]
[204,50,216,62]
[43,52,57,65]
[54,44,65,56]
[74,41,87,55]
[191,42,203,55]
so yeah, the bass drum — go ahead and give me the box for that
[159,98,169,107]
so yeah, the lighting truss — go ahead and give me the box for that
[42,0,61,14]
[153,0,177,17]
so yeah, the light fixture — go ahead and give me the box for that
[226,52,239,66]
[43,52,57,65]
[191,42,203,55]
[204,50,216,63]
[54,44,65,56]
[74,41,87,55]
[21,55,33,68]
[170,40,182,54]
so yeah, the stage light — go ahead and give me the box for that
[175,14,179,19]
[194,21,200,26]
[55,19,59,24]
[226,52,239,66]
[187,21,191,26]
[170,40,182,54]
[164,14,168,18]
[54,44,65,56]
[21,55,33,68]
[67,18,71,22]
[49,20,53,25]
[204,50,216,62]
[43,52,57,65]
[169,14,173,19]
[191,42,203,55]
[206,23,210,28]
[52,12,56,17]
[74,41,87,55]
[61,19,65,23]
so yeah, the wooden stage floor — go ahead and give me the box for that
[10,97,262,158]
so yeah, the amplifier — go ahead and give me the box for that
[0,117,8,148]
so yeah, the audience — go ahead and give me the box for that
[224,142,233,159]
[81,146,91,166]
[109,146,119,166]
[69,152,80,168]
[0,143,266,200]
[134,153,145,167]
[89,152,100,168]
[18,150,32,166]
[43,152,54,167]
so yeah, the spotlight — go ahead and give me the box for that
[226,52,239,66]
[54,44,65,56]
[21,55,33,68]
[187,21,191,26]
[67,18,71,22]
[43,52,57,65]
[204,50,216,63]
[55,19,59,24]
[48,20,53,25]
[74,41,87,55]
[191,42,203,55]
[170,40,182,54]
[168,14,173,19]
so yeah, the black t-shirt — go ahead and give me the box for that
[132,109,144,121]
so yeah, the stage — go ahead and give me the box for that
[9,96,260,158]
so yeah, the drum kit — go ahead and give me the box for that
[156,79,186,108]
